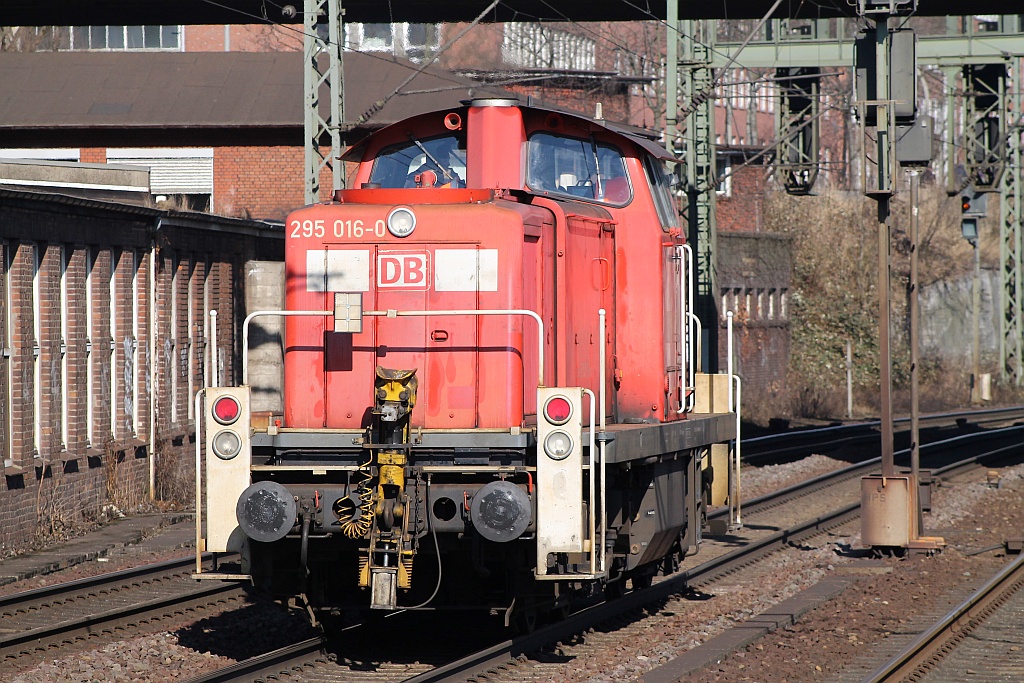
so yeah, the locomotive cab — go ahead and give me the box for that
[194,98,737,626]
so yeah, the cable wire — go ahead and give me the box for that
[353,0,502,125]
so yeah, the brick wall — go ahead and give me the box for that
[717,232,793,408]
[80,148,106,164]
[214,146,307,220]
[717,159,766,233]
[184,24,301,53]
[0,193,281,553]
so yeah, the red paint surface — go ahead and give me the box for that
[283,102,684,430]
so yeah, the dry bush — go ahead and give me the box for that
[763,181,1010,420]
[154,436,195,508]
[104,438,143,511]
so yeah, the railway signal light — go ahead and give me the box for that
[961,190,987,243]
[204,386,252,552]
[536,387,585,566]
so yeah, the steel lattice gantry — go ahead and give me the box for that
[698,17,1024,383]
[1000,61,1024,383]
[304,0,345,203]
[666,15,719,371]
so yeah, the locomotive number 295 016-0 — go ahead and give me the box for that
[290,219,387,239]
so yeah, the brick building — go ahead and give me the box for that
[0,188,281,552]
[716,147,793,408]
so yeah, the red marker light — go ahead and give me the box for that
[544,396,572,425]
[213,396,241,425]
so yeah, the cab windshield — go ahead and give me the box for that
[526,132,631,205]
[368,134,467,188]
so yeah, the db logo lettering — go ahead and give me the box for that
[377,252,429,289]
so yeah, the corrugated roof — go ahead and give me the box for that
[0,51,500,147]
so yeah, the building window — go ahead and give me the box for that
[768,288,776,320]
[348,23,440,61]
[169,252,182,421]
[85,248,96,447]
[2,243,11,467]
[59,245,69,451]
[130,249,141,437]
[780,288,788,319]
[716,156,732,197]
[109,248,119,441]
[31,244,41,457]
[106,148,213,210]
[502,23,596,71]
[67,25,181,51]
[756,288,765,319]
[359,23,393,52]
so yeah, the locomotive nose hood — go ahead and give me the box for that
[284,195,543,430]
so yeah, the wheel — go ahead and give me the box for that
[604,577,625,600]
[512,598,538,634]
[631,573,652,591]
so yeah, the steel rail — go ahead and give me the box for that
[722,423,1024,521]
[184,503,860,683]
[743,405,1024,464]
[182,637,329,683]
[1,584,244,661]
[400,503,861,683]
[412,431,1024,683]
[0,554,202,611]
[0,553,246,662]
[862,551,1024,682]
[179,425,1024,683]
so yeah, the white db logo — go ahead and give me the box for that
[377,252,429,289]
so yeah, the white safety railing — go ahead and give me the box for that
[726,311,743,530]
[677,245,697,414]
[598,308,608,573]
[210,310,218,389]
[581,387,601,579]
[194,388,206,574]
[242,308,546,390]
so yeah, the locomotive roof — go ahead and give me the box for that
[341,101,677,164]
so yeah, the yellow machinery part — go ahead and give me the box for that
[398,553,414,589]
[374,366,418,409]
[358,556,370,588]
[377,452,407,466]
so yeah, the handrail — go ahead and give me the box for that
[242,308,546,390]
[733,375,743,527]
[210,310,218,388]
[582,387,601,579]
[598,308,607,573]
[194,388,206,575]
[242,310,331,386]
[677,244,696,413]
[362,309,546,387]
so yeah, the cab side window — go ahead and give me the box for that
[369,135,467,188]
[526,132,631,205]
[642,154,679,231]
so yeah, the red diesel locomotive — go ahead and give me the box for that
[195,98,736,626]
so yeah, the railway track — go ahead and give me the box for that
[180,422,1024,683]
[743,405,1024,465]
[0,555,245,665]
[9,411,1016,681]
[864,550,1024,682]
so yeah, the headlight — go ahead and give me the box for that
[387,207,416,237]
[212,396,240,425]
[543,395,573,425]
[543,430,573,460]
[212,430,242,460]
